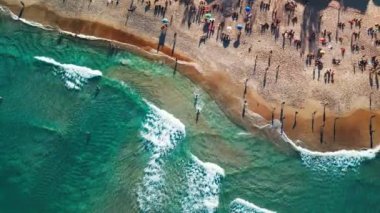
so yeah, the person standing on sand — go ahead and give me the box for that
[280,102,285,124]
[275,65,280,83]
[370,115,376,148]
[242,100,248,118]
[263,68,268,88]
[268,50,273,67]
[292,111,298,129]
[243,78,249,98]
[341,47,345,57]
[322,103,328,125]
[312,111,317,132]
[272,107,276,126]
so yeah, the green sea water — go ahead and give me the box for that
[1,8,380,213]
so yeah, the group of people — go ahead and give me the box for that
[323,69,335,84]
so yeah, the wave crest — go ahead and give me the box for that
[34,56,102,90]
[230,198,276,213]
[138,101,186,212]
[181,154,224,212]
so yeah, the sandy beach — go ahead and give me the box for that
[1,0,380,151]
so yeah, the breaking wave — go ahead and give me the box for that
[279,130,380,172]
[181,154,225,213]
[137,102,186,212]
[34,56,102,90]
[230,198,276,213]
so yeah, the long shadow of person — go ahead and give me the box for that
[233,40,240,48]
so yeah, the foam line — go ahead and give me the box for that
[279,129,380,171]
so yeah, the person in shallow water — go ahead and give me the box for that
[195,109,200,123]
[312,111,317,132]
[194,93,199,107]
[94,86,101,98]
[86,131,91,144]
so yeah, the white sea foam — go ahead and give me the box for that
[279,129,380,172]
[34,56,102,90]
[59,30,104,41]
[244,106,380,171]
[181,154,224,213]
[230,198,276,213]
[138,102,186,212]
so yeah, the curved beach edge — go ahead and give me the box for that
[2,1,380,153]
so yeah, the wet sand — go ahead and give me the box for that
[1,0,380,151]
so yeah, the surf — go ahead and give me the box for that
[278,128,380,171]
[34,56,102,90]
[230,198,276,213]
[181,154,225,213]
[137,101,186,212]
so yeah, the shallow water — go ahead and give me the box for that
[1,10,380,213]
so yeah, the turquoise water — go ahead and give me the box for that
[1,9,380,213]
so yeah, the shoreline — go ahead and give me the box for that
[1,1,380,152]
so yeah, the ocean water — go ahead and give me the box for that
[1,9,380,213]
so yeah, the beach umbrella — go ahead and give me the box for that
[236,24,244,30]
[245,6,251,12]
[204,13,212,19]
[162,18,169,24]
[319,37,326,42]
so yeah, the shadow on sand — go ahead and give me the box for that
[296,0,374,54]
